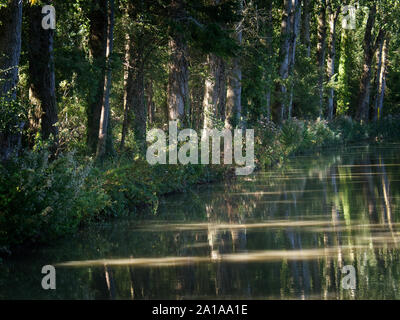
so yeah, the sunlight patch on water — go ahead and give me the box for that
[56,245,374,268]
[231,190,324,196]
[136,220,345,232]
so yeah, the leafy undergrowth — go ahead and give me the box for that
[0,151,231,251]
[254,115,400,170]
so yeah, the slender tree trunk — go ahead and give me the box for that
[0,0,23,160]
[301,0,311,58]
[356,4,377,122]
[120,33,131,150]
[217,60,227,123]
[288,0,302,118]
[337,27,352,115]
[264,0,273,120]
[317,0,327,117]
[96,0,115,159]
[87,0,107,154]
[373,34,384,122]
[226,0,243,129]
[326,3,340,120]
[225,43,242,130]
[374,36,389,121]
[277,0,293,124]
[146,80,155,124]
[28,2,58,142]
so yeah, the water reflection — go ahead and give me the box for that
[1,145,400,299]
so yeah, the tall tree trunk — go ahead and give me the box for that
[356,4,377,122]
[120,25,146,155]
[374,36,389,121]
[316,0,327,117]
[326,2,340,120]
[228,53,242,129]
[28,2,58,142]
[128,45,146,155]
[277,0,293,124]
[0,0,23,160]
[167,35,189,123]
[264,0,273,121]
[301,0,311,58]
[146,80,155,124]
[337,27,352,115]
[288,0,302,118]
[168,0,190,124]
[87,0,108,154]
[373,33,384,122]
[96,0,114,159]
[226,0,243,129]
[203,54,226,128]
[120,32,131,150]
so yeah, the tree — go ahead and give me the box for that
[316,0,326,117]
[96,0,115,159]
[87,0,108,154]
[356,4,383,121]
[120,5,147,154]
[167,0,190,124]
[301,0,311,58]
[287,0,302,118]
[326,0,340,120]
[120,0,159,155]
[225,0,243,129]
[277,0,301,123]
[27,1,59,142]
[203,53,227,128]
[0,0,23,160]
[373,36,389,121]
[277,0,293,124]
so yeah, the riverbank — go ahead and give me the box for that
[1,115,400,254]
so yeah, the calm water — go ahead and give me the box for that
[1,144,400,300]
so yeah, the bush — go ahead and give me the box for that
[0,150,109,248]
[331,116,369,143]
[254,117,284,169]
[369,115,400,142]
[279,118,305,154]
[102,159,229,216]
[300,119,340,151]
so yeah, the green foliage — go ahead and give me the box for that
[0,147,231,248]
[254,117,284,168]
[0,150,109,248]
[279,118,305,154]
[253,116,400,172]
[331,116,369,142]
[102,158,229,216]
[0,97,26,136]
[368,115,400,142]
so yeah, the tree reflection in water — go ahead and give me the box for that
[1,145,400,299]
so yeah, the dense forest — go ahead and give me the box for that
[1,0,400,251]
